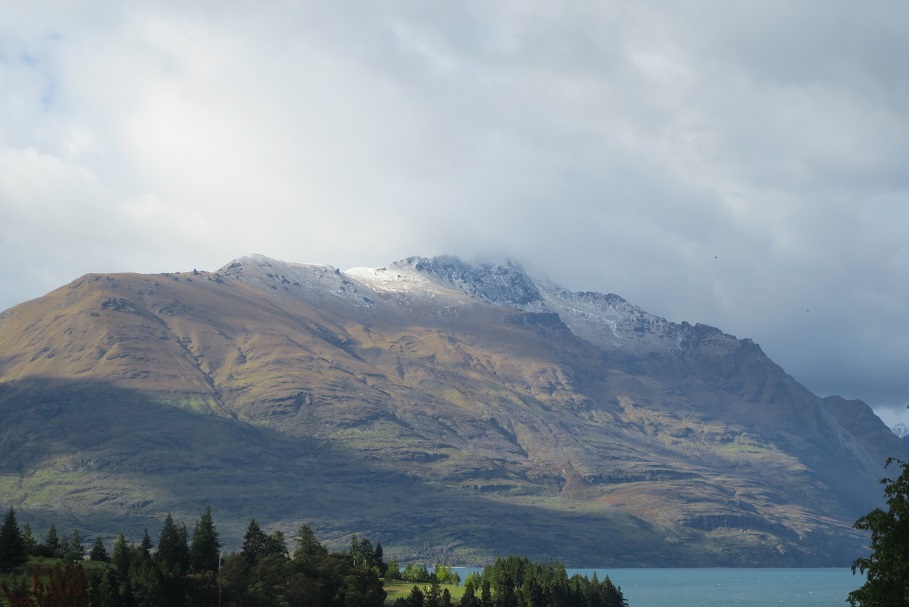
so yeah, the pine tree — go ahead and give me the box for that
[375,541,386,575]
[111,532,131,577]
[45,522,60,555]
[266,530,287,558]
[69,528,85,560]
[0,507,26,570]
[140,528,153,559]
[293,524,327,559]
[189,506,220,572]
[21,522,36,556]
[156,514,189,575]
[460,580,479,607]
[59,533,71,558]
[89,535,109,562]
[241,518,268,566]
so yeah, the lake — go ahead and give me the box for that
[452,568,861,607]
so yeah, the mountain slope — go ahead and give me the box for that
[0,254,905,565]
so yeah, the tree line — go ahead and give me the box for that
[391,556,627,607]
[0,505,630,607]
[0,507,385,607]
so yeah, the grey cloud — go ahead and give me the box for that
[1,1,907,427]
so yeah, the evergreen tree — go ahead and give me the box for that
[349,534,364,564]
[241,518,269,566]
[425,577,441,607]
[111,532,131,578]
[266,530,287,558]
[59,533,71,558]
[460,579,479,607]
[403,586,425,607]
[21,522,36,556]
[69,528,85,560]
[480,579,492,607]
[0,507,26,570]
[156,513,189,575]
[359,537,376,568]
[189,505,221,572]
[140,528,153,558]
[89,535,109,562]
[293,524,327,559]
[45,522,60,555]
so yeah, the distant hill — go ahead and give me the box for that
[1,254,905,566]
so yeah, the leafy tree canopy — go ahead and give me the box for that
[849,457,909,607]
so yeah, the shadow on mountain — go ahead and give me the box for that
[0,376,863,566]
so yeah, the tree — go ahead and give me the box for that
[399,585,424,607]
[0,507,26,571]
[89,535,109,562]
[67,528,85,561]
[460,579,479,607]
[21,523,36,557]
[241,518,270,567]
[375,541,386,575]
[140,528,153,558]
[189,506,220,572]
[849,457,909,607]
[111,532,131,578]
[156,513,189,575]
[293,524,327,559]
[45,522,60,555]
[385,557,402,581]
[266,530,288,559]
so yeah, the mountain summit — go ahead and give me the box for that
[0,254,905,565]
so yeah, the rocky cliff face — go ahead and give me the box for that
[0,254,905,565]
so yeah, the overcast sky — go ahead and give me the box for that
[2,2,908,427]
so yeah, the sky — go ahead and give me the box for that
[2,2,908,428]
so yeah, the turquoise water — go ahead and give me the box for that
[452,568,861,607]
[580,569,859,607]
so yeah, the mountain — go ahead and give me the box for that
[892,422,909,440]
[0,254,906,566]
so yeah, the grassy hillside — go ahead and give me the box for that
[1,263,903,565]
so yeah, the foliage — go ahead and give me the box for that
[385,557,402,581]
[0,508,632,607]
[20,524,36,558]
[293,524,327,559]
[189,506,220,572]
[348,535,386,575]
[402,563,434,584]
[68,529,85,562]
[155,513,189,575]
[435,563,461,585]
[0,562,89,607]
[44,523,59,554]
[0,510,386,607]
[479,556,627,607]
[240,518,287,568]
[0,508,26,571]
[849,457,909,607]
[89,535,109,563]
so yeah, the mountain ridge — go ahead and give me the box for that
[0,253,905,565]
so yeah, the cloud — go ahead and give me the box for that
[1,1,908,425]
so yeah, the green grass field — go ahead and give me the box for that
[383,580,466,604]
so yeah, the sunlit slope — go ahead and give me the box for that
[1,255,905,565]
